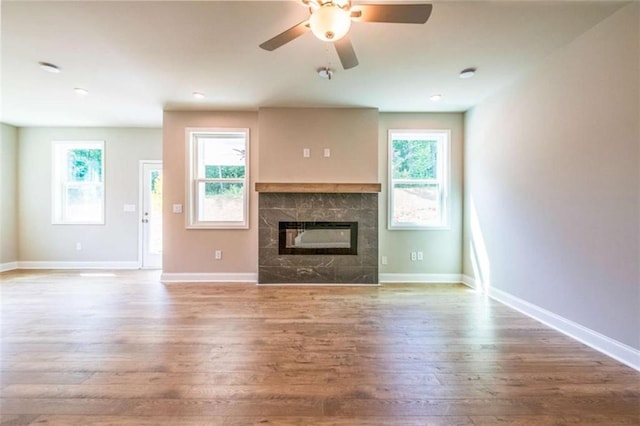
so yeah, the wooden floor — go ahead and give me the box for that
[0,270,638,425]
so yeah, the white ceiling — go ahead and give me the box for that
[0,0,625,128]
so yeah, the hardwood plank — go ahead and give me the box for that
[0,269,638,424]
[0,415,40,426]
[323,396,640,416]
[2,383,637,400]
[470,415,640,425]
[26,415,474,426]
[0,372,92,386]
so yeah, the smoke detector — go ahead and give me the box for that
[318,67,334,80]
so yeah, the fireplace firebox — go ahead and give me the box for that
[278,221,358,255]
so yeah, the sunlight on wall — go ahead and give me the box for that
[469,198,491,292]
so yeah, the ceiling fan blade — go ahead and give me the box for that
[350,4,433,24]
[259,20,310,51]
[334,35,359,70]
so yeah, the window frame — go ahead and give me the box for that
[186,128,250,229]
[388,129,451,230]
[51,140,105,225]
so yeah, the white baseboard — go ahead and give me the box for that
[461,274,478,289]
[487,286,640,371]
[0,261,18,272]
[379,273,463,283]
[161,272,258,283]
[16,261,140,269]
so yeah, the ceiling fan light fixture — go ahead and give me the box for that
[309,4,351,42]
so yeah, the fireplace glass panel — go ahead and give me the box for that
[279,222,358,255]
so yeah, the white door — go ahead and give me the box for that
[141,161,162,269]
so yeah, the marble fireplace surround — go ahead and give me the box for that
[256,183,381,284]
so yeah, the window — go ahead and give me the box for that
[52,141,105,224]
[187,129,249,229]
[388,129,450,229]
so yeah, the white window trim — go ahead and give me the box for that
[388,129,451,230]
[51,140,105,225]
[185,128,250,229]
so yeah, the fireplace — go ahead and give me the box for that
[257,184,380,284]
[279,221,358,255]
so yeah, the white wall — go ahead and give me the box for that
[0,123,19,269]
[18,127,161,265]
[378,113,464,279]
[463,3,639,349]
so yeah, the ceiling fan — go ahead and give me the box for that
[259,0,433,70]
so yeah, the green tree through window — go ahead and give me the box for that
[392,139,437,180]
[67,149,102,182]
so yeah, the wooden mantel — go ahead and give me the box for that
[255,182,382,193]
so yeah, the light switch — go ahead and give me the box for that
[303,148,310,158]
[324,148,331,158]
[123,204,136,212]
[172,204,183,214]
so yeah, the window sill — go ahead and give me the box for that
[389,225,451,231]
[186,223,249,230]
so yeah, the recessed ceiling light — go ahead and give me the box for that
[430,94,442,102]
[74,87,89,96]
[459,67,477,79]
[193,92,205,99]
[39,61,61,73]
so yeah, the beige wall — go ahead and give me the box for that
[463,3,639,348]
[1,123,19,268]
[378,113,464,276]
[162,111,259,274]
[18,127,162,263]
[258,108,378,182]
[164,109,466,278]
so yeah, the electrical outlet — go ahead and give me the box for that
[323,148,331,157]
[172,204,183,214]
[215,250,222,260]
[381,255,388,265]
[76,242,82,251]
[417,251,424,261]
[410,252,417,261]
[303,148,310,158]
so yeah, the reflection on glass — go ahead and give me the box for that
[149,170,163,254]
[285,228,351,249]
[198,182,244,222]
[65,184,103,221]
[392,183,439,224]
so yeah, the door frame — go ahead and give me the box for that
[138,160,163,269]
